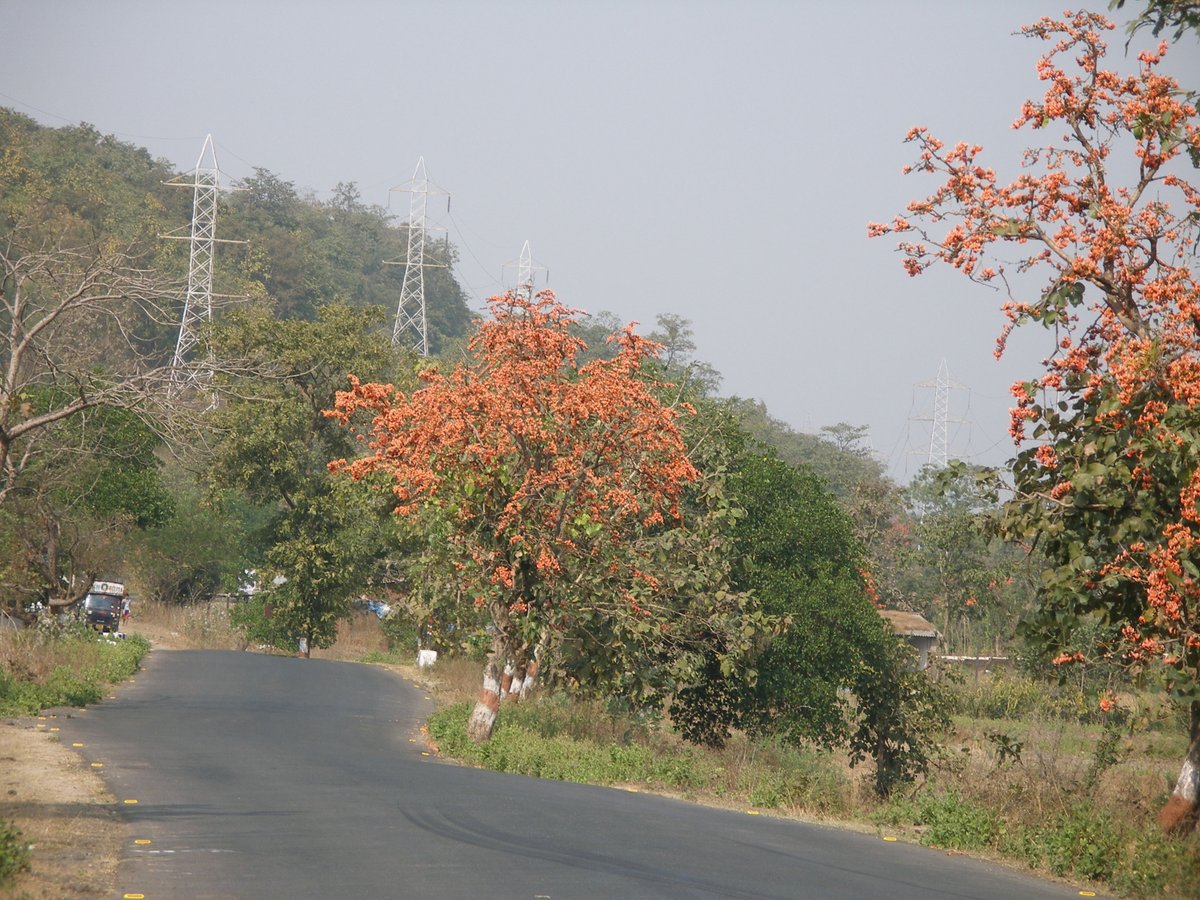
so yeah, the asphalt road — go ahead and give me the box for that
[60,650,1089,899]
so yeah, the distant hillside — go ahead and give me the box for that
[0,109,473,354]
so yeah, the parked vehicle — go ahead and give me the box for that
[84,581,127,633]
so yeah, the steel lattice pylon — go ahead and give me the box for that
[909,357,964,472]
[928,358,951,468]
[505,240,546,300]
[169,135,221,379]
[517,240,534,300]
[393,158,431,355]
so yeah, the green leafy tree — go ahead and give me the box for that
[1113,0,1200,43]
[124,462,260,605]
[330,292,764,740]
[224,169,473,349]
[900,465,1036,655]
[870,11,1200,829]
[671,433,947,796]
[208,303,403,655]
[1,393,175,615]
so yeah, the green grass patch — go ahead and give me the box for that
[427,698,851,816]
[0,631,150,716]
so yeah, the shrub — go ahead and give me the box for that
[1038,806,1120,881]
[946,672,1048,720]
[916,790,1000,851]
[0,819,31,887]
[0,631,150,715]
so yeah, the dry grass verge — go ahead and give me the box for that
[0,715,124,897]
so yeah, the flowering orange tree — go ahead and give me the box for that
[869,10,1200,830]
[328,291,759,741]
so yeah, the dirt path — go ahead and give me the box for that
[0,715,124,898]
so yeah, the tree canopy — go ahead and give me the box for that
[329,291,763,739]
[871,9,1200,831]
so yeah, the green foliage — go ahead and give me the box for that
[947,672,1056,720]
[670,440,947,796]
[944,670,1127,726]
[0,819,31,888]
[997,806,1200,895]
[0,632,149,715]
[427,698,850,813]
[3,389,177,608]
[671,449,869,746]
[229,593,293,653]
[379,608,420,654]
[900,464,1036,655]
[1107,825,1200,898]
[255,478,388,652]
[984,730,1024,767]
[223,169,471,347]
[208,304,405,652]
[125,463,260,604]
[916,789,1001,851]
[1083,717,1126,790]
[849,639,951,797]
[1113,0,1200,44]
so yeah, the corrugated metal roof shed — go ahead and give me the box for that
[878,609,939,638]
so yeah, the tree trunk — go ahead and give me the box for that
[1158,700,1200,834]
[467,654,503,742]
[517,655,540,698]
[503,658,528,704]
[512,643,542,699]
[500,662,516,700]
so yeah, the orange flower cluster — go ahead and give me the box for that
[871,10,1200,679]
[326,290,700,632]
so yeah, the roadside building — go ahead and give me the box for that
[878,609,939,670]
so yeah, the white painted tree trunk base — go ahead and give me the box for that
[1159,736,1200,833]
[467,671,502,743]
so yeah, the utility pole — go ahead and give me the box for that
[387,157,447,355]
[161,135,243,392]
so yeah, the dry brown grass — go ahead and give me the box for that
[923,712,1183,842]
[124,598,246,650]
[1,630,61,684]
[1,718,123,898]
[414,655,486,704]
[311,611,389,662]
[128,601,396,660]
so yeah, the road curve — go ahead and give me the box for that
[60,650,1088,899]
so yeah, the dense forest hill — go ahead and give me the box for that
[2,110,963,632]
[0,109,473,354]
[0,108,883,483]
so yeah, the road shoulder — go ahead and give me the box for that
[0,716,124,898]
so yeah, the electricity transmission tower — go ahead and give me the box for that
[161,135,242,390]
[504,240,547,299]
[388,157,447,355]
[911,358,964,468]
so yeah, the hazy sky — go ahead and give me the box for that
[2,1,1195,481]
